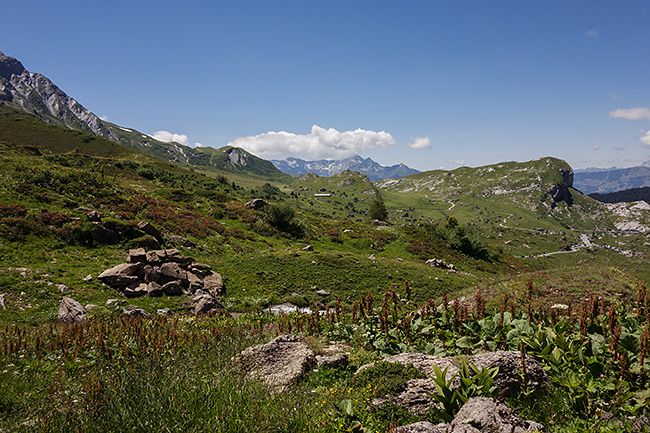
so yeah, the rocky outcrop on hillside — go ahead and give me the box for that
[98,248,225,301]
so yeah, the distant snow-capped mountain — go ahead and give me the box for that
[270,155,419,181]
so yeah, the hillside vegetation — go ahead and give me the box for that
[1,108,650,432]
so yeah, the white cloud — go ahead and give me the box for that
[151,130,189,146]
[407,136,431,150]
[609,93,622,100]
[640,130,650,147]
[228,125,396,160]
[446,159,465,166]
[592,145,600,150]
[609,107,650,120]
[585,30,598,37]
[194,142,203,148]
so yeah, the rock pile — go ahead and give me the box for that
[98,248,225,300]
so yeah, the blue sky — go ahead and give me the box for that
[3,1,650,171]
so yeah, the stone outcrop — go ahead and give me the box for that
[394,397,545,432]
[97,249,225,304]
[58,296,87,323]
[233,334,316,391]
[245,199,269,210]
[355,351,547,417]
[470,351,549,398]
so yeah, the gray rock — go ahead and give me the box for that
[192,294,223,315]
[122,307,150,319]
[425,258,456,272]
[58,296,87,323]
[106,298,126,307]
[190,262,212,272]
[203,272,225,297]
[127,248,147,263]
[157,308,170,316]
[0,294,4,310]
[147,282,163,297]
[470,351,548,398]
[123,283,148,298]
[159,262,187,281]
[316,289,330,297]
[161,280,183,296]
[448,397,544,433]
[86,210,103,222]
[316,353,348,369]
[245,199,268,210]
[302,244,314,251]
[55,283,69,293]
[167,235,195,248]
[234,334,316,391]
[98,263,142,287]
[137,221,162,239]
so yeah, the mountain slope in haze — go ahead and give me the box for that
[0,51,292,183]
[574,166,650,194]
[271,155,419,181]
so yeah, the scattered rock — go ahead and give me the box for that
[85,304,98,310]
[203,273,225,297]
[425,258,456,272]
[58,296,87,323]
[0,294,5,310]
[106,299,126,307]
[192,294,224,315]
[302,244,314,252]
[371,219,389,227]
[368,254,376,260]
[245,198,269,210]
[234,334,316,391]
[83,274,93,281]
[122,307,150,319]
[97,263,142,287]
[157,308,170,316]
[167,234,195,248]
[161,280,183,296]
[316,353,348,369]
[137,221,163,239]
[316,289,330,297]
[55,284,69,293]
[86,210,103,222]
[147,282,163,297]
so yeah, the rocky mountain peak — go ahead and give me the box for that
[0,52,26,80]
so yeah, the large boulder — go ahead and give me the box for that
[58,297,87,323]
[234,335,316,391]
[97,263,142,287]
[393,398,545,432]
[470,351,548,398]
[448,397,545,432]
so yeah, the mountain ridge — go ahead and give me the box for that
[270,155,419,181]
[0,51,292,183]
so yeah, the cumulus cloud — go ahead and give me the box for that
[100,115,109,121]
[585,30,598,37]
[592,145,600,150]
[194,142,203,148]
[407,136,431,150]
[640,130,650,147]
[228,125,396,160]
[151,131,189,146]
[609,107,650,120]
[446,159,465,166]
